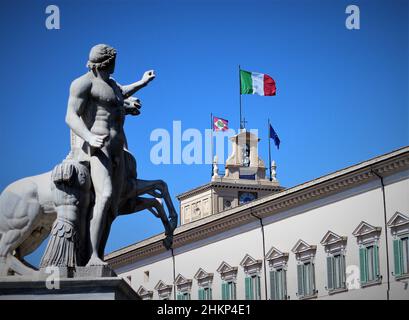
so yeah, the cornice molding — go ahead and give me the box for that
[106,147,409,269]
[177,181,284,200]
[177,183,213,200]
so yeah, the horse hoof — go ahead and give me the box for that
[163,237,173,250]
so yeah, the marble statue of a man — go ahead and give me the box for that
[65,44,155,266]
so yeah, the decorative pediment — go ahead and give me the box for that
[240,254,262,268]
[265,246,289,269]
[291,239,316,254]
[387,212,409,228]
[137,285,153,299]
[174,274,192,286]
[194,268,214,280]
[216,261,238,281]
[217,261,237,274]
[387,212,409,236]
[352,221,381,238]
[320,231,347,246]
[240,254,262,275]
[154,280,172,291]
[265,246,289,261]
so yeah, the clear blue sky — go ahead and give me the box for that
[0,0,408,266]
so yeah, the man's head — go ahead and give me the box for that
[86,44,117,74]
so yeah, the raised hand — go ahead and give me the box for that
[142,70,156,84]
[124,97,142,116]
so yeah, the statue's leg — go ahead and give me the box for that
[0,257,7,276]
[0,239,37,276]
[78,187,92,266]
[87,151,113,266]
[97,213,113,260]
[0,239,9,275]
[0,192,40,275]
[97,152,125,260]
[7,254,36,276]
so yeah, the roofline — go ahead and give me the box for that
[176,181,283,200]
[105,146,409,269]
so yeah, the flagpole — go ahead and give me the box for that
[210,112,214,178]
[239,64,242,130]
[268,118,272,181]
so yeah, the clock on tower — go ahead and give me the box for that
[239,192,257,205]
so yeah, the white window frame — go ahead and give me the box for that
[269,267,287,300]
[320,231,348,295]
[353,221,382,288]
[388,212,409,280]
[240,254,263,300]
[221,280,237,300]
[195,268,213,300]
[175,274,192,300]
[245,273,261,300]
[265,246,289,300]
[217,262,238,300]
[292,240,317,300]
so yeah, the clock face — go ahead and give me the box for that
[239,192,257,205]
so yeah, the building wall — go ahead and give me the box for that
[118,251,174,299]
[116,170,409,300]
[180,189,212,225]
[384,170,409,300]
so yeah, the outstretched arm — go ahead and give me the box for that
[65,77,105,148]
[121,70,156,98]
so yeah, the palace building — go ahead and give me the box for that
[105,132,409,300]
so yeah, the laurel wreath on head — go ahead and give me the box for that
[86,46,117,70]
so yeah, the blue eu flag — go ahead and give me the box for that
[269,124,280,149]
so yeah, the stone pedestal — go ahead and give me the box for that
[0,266,140,300]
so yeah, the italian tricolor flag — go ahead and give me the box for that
[240,70,276,96]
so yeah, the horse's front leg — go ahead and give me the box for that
[118,196,173,249]
[136,179,178,232]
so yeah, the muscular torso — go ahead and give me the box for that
[81,73,126,156]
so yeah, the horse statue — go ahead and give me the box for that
[0,97,178,276]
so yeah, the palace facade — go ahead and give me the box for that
[106,133,409,300]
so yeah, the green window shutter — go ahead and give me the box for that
[245,276,252,300]
[393,239,402,277]
[327,256,334,291]
[374,244,380,279]
[282,269,287,300]
[221,283,227,299]
[255,276,261,300]
[359,247,367,284]
[270,271,276,300]
[209,288,212,300]
[311,262,316,293]
[297,264,304,297]
[198,288,204,300]
[177,293,182,300]
[340,254,346,288]
[232,282,237,300]
[276,270,283,300]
